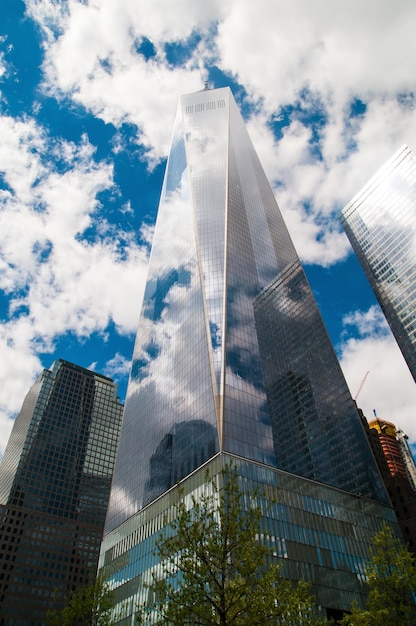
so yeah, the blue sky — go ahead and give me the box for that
[1,0,416,455]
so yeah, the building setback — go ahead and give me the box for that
[100,87,397,623]
[340,145,416,383]
[0,360,123,625]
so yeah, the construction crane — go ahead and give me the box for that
[354,370,370,402]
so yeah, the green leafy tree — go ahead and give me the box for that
[341,525,416,626]
[44,572,115,626]
[137,464,326,625]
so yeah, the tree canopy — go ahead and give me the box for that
[137,464,326,625]
[341,525,416,626]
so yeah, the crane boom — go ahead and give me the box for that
[354,370,370,401]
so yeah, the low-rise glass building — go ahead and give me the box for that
[100,454,398,623]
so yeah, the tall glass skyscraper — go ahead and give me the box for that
[106,87,385,533]
[0,360,123,624]
[340,145,416,382]
[100,88,396,622]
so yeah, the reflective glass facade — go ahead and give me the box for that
[106,87,387,534]
[0,360,123,625]
[341,145,416,382]
[99,454,398,624]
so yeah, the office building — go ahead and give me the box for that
[100,87,397,622]
[363,414,416,553]
[368,418,410,481]
[101,453,397,623]
[0,360,123,625]
[396,428,416,491]
[340,145,416,382]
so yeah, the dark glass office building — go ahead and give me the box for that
[0,360,123,625]
[100,87,397,623]
[341,145,416,382]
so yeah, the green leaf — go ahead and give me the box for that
[137,464,328,626]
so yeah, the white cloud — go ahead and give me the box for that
[216,1,416,262]
[104,352,131,380]
[0,35,12,87]
[0,318,45,454]
[2,0,414,456]
[342,306,390,340]
[0,115,149,454]
[217,0,416,110]
[339,307,416,441]
[245,92,416,266]
[25,0,223,164]
[24,0,416,261]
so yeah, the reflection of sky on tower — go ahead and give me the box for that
[1,0,416,458]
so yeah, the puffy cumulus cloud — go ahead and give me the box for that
[217,0,416,263]
[339,307,416,441]
[11,0,416,453]
[342,306,390,340]
[246,96,416,265]
[0,115,149,453]
[0,116,45,203]
[27,0,225,47]
[246,98,416,266]
[24,0,416,260]
[104,352,132,380]
[25,0,227,164]
[245,116,350,266]
[217,0,416,112]
[0,318,45,453]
